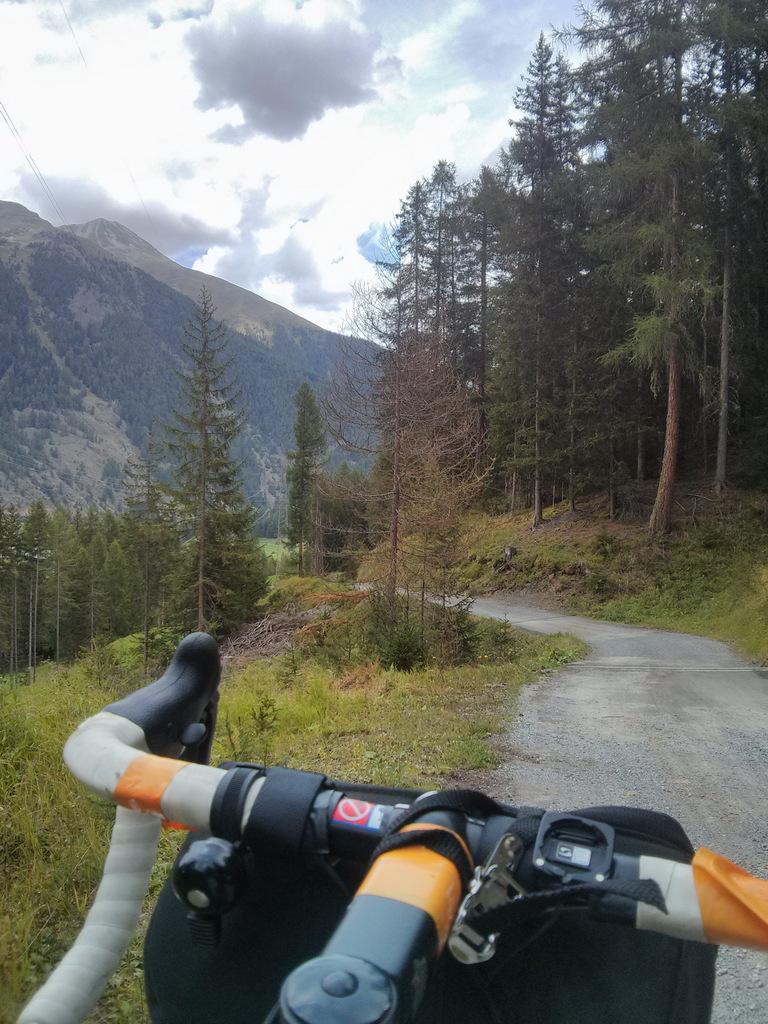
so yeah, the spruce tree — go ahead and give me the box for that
[286,383,326,575]
[166,287,263,632]
[21,501,48,681]
[574,0,715,533]
[0,504,22,680]
[495,37,581,526]
[125,437,175,675]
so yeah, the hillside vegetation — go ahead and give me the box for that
[1,579,583,1023]
[459,487,768,664]
[0,202,344,513]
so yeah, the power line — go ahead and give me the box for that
[56,0,157,237]
[0,98,68,225]
[58,0,87,68]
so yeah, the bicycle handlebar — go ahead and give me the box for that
[19,633,768,1024]
[105,631,220,759]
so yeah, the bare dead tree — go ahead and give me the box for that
[325,238,484,622]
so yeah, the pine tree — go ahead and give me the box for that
[21,500,48,681]
[574,0,715,533]
[101,538,141,638]
[494,37,582,527]
[125,437,174,675]
[286,383,326,575]
[166,287,262,632]
[45,508,77,665]
[0,504,22,680]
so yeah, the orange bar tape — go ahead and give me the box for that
[356,823,473,949]
[114,754,189,815]
[693,848,768,950]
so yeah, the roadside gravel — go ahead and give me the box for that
[469,593,768,1023]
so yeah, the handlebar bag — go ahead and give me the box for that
[144,799,716,1024]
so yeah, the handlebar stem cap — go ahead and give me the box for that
[281,954,396,1024]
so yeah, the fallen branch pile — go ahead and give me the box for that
[221,605,331,665]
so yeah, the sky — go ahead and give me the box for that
[0,0,579,332]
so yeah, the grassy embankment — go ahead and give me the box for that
[0,575,583,1024]
[459,487,768,663]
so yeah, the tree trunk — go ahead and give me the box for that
[56,558,61,666]
[32,555,39,683]
[479,207,488,448]
[27,575,33,681]
[649,342,682,536]
[143,537,150,679]
[568,339,577,512]
[716,241,733,493]
[12,568,17,681]
[197,434,208,630]
[386,355,402,611]
[89,572,95,651]
[649,27,684,537]
[714,235,731,493]
[531,357,543,528]
[636,425,645,482]
[608,431,616,520]
[419,546,427,645]
[715,41,734,495]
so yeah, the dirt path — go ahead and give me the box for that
[470,593,768,1023]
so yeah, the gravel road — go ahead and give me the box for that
[469,593,768,1022]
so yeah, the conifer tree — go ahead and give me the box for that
[46,508,77,665]
[166,287,263,632]
[0,504,22,680]
[495,37,581,526]
[286,383,326,575]
[125,437,174,675]
[574,0,715,533]
[21,500,48,681]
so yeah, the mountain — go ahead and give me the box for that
[0,201,345,516]
[67,218,322,339]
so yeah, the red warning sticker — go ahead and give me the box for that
[332,798,386,830]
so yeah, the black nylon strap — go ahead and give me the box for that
[210,766,260,841]
[371,827,475,890]
[368,789,496,892]
[503,815,543,846]
[385,789,506,836]
[243,766,326,857]
[466,877,667,933]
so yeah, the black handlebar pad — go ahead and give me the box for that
[106,632,221,759]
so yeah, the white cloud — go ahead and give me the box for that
[0,0,580,331]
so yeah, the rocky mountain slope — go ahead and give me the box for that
[0,201,345,514]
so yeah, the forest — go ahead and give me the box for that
[373,0,768,538]
[1,0,768,675]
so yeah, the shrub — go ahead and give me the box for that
[426,603,478,666]
[223,691,279,764]
[590,531,621,560]
[373,619,425,671]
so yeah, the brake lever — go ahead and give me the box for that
[448,832,526,964]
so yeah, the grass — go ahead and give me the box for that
[0,617,583,1023]
[459,488,768,663]
[260,573,350,612]
[258,536,292,561]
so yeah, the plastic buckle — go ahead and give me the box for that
[448,832,526,965]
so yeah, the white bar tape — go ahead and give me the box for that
[18,808,161,1024]
[161,762,227,827]
[636,855,706,943]
[64,712,149,798]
